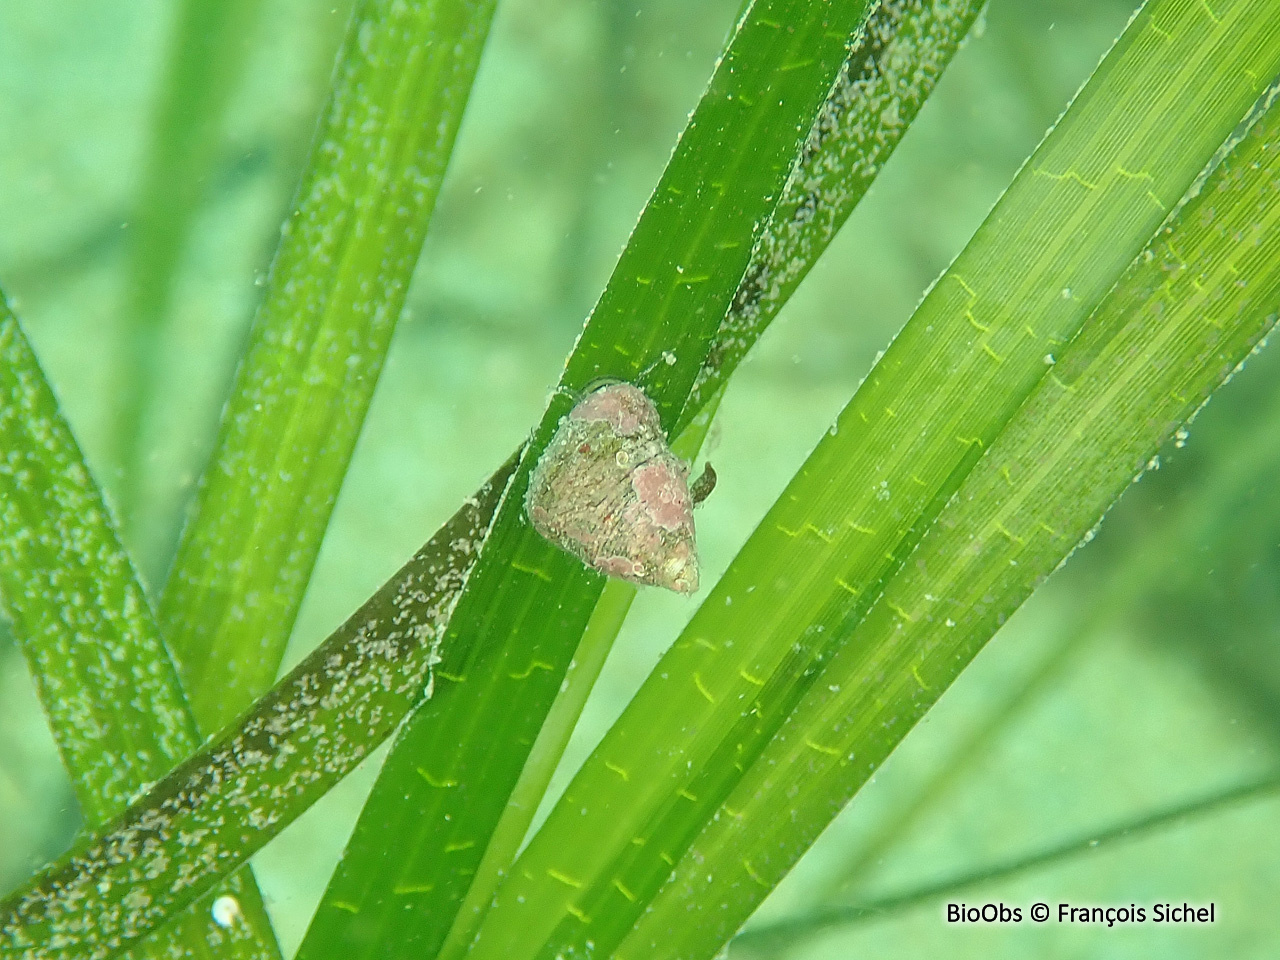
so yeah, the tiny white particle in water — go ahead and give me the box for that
[211,895,243,929]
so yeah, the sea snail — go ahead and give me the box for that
[526,382,713,594]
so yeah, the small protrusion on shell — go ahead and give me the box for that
[689,462,717,506]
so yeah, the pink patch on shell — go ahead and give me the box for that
[630,461,691,531]
[568,383,660,436]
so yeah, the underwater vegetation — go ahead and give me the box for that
[1,0,1278,957]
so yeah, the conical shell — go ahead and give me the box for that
[526,383,699,593]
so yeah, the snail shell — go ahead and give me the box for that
[526,382,699,593]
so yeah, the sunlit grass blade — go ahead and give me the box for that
[439,393,718,959]
[438,5,984,948]
[158,0,500,734]
[438,576,639,956]
[742,365,1280,948]
[292,3,880,959]
[825,366,1280,900]
[0,312,196,832]
[0,307,280,957]
[619,78,1280,960]
[104,19,325,949]
[462,4,1280,958]
[832,614,1094,898]
[112,0,266,526]
[730,770,1280,954]
[685,0,985,427]
[0,456,515,960]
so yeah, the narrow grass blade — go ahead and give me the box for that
[441,3,985,949]
[439,387,725,959]
[0,308,281,957]
[112,0,266,523]
[463,4,1280,959]
[438,577,639,959]
[685,0,985,427]
[751,362,1280,945]
[0,456,515,960]
[103,23,326,951]
[825,365,1280,901]
[292,3,880,960]
[731,771,1280,953]
[159,0,499,734]
[621,78,1280,960]
[0,312,197,826]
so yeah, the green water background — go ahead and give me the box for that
[1,0,1276,955]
